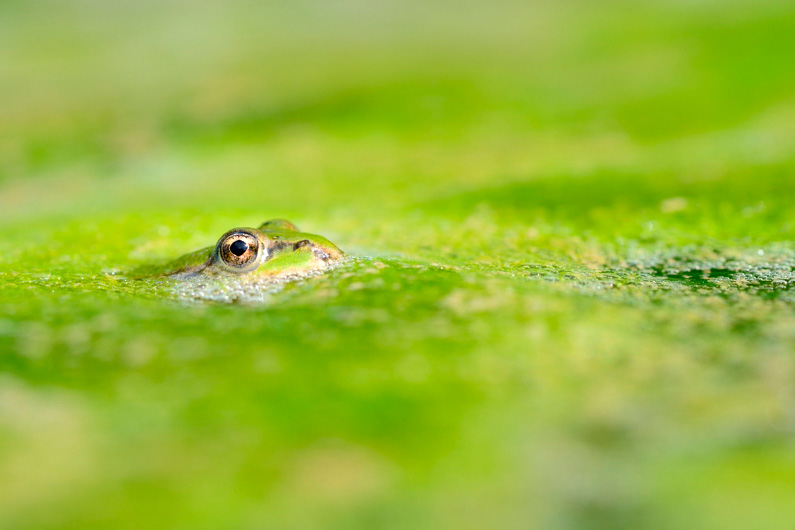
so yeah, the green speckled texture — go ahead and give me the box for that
[1,1,795,528]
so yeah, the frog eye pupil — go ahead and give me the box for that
[230,240,248,256]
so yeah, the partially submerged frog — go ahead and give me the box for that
[161,219,345,301]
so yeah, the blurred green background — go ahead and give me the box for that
[2,0,795,528]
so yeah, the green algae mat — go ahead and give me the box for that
[2,1,795,528]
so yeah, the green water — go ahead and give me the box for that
[2,1,795,528]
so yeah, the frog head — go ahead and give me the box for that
[165,219,345,280]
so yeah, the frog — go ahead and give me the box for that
[163,219,345,283]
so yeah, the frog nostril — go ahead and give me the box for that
[230,240,248,256]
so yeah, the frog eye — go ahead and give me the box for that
[216,229,265,272]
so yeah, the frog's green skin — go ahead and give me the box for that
[164,219,345,281]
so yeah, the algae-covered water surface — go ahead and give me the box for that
[2,1,795,528]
